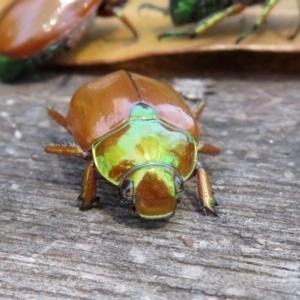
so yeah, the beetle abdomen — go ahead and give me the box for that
[67,70,199,150]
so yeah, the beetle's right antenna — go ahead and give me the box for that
[138,3,169,15]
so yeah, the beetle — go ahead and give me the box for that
[45,70,221,219]
[0,0,137,81]
[139,0,300,43]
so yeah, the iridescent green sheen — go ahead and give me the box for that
[92,104,198,185]
[0,55,27,82]
[129,102,159,120]
[0,43,60,82]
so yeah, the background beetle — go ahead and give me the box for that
[0,0,137,81]
[139,0,300,43]
[45,70,221,219]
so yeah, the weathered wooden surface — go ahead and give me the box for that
[0,54,300,299]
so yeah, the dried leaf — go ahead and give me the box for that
[1,0,298,66]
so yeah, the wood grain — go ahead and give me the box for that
[0,57,299,299]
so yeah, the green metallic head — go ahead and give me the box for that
[119,164,184,219]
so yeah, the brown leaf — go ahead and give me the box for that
[1,0,298,66]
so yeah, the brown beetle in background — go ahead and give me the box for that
[0,0,137,81]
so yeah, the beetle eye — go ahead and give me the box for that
[120,179,134,201]
[175,176,184,194]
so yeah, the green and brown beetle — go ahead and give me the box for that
[139,0,300,42]
[45,70,220,219]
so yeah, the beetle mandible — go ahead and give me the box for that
[0,0,137,81]
[139,0,300,43]
[45,70,221,219]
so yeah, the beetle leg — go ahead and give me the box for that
[236,0,279,43]
[44,144,88,158]
[193,99,206,120]
[196,162,218,216]
[198,143,221,156]
[78,161,98,210]
[289,0,300,39]
[45,144,98,209]
[113,8,138,39]
[158,4,246,40]
[47,108,70,133]
[98,5,138,39]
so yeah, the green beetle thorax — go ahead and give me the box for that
[92,103,197,185]
[120,165,182,219]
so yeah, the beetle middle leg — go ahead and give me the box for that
[78,160,98,210]
[45,144,97,210]
[158,4,246,40]
[235,0,279,43]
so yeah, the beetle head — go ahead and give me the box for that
[119,165,184,219]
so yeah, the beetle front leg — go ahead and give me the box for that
[158,4,246,40]
[45,144,87,157]
[236,0,279,43]
[196,162,218,216]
